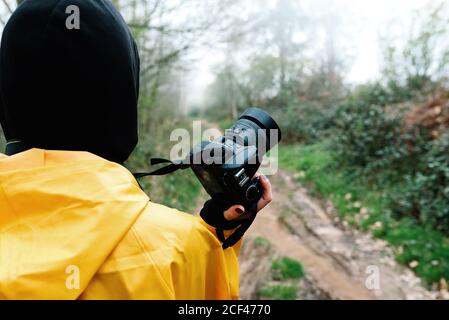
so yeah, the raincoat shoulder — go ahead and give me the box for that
[81,201,241,299]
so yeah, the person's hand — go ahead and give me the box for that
[223,174,272,221]
[199,173,272,248]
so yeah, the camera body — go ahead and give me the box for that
[189,108,281,210]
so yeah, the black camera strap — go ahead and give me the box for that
[133,158,190,178]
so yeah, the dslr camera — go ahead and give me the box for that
[137,107,281,247]
[189,107,282,211]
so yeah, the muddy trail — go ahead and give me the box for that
[238,170,445,300]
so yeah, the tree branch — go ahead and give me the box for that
[2,0,13,13]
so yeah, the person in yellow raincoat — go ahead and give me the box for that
[0,0,272,299]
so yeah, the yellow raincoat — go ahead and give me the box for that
[0,149,241,299]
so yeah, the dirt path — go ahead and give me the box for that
[240,170,441,300]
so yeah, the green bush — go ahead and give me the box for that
[273,101,336,143]
[257,284,297,300]
[271,257,305,280]
[253,237,272,249]
[334,102,436,183]
[389,132,449,233]
[330,80,449,236]
[330,82,434,177]
[333,101,404,171]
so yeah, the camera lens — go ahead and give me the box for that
[230,107,282,153]
[239,108,282,139]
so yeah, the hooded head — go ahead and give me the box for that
[0,0,140,163]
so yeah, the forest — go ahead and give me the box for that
[1,0,449,299]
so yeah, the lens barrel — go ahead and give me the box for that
[231,107,282,152]
[239,108,282,139]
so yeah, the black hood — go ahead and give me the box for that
[0,0,140,163]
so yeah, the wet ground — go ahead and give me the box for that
[238,170,447,300]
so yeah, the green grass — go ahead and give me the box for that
[279,143,385,221]
[271,257,305,280]
[279,142,449,287]
[257,284,297,300]
[253,236,272,249]
[379,219,449,285]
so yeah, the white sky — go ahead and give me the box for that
[0,0,437,109]
[186,0,435,107]
[346,0,433,83]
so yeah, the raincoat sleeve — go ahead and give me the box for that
[80,201,241,300]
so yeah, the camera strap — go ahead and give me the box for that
[132,158,191,178]
[133,141,211,178]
